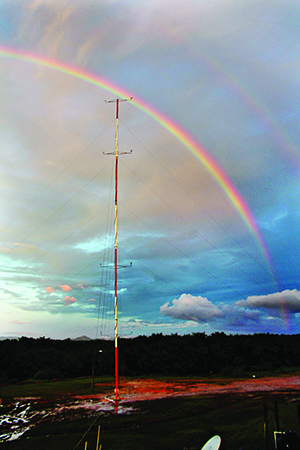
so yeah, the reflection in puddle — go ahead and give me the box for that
[0,397,136,442]
[0,401,35,442]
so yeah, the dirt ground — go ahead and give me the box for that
[95,374,300,402]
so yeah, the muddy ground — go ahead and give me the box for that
[1,375,300,443]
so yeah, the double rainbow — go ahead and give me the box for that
[0,45,277,287]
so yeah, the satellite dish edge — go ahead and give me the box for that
[201,435,221,450]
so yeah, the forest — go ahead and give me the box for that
[1,332,300,383]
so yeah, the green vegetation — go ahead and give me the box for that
[1,333,300,384]
[0,376,113,398]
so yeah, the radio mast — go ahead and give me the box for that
[104,97,132,404]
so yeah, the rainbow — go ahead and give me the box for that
[0,46,280,295]
[0,48,265,240]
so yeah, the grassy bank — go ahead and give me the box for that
[0,376,114,398]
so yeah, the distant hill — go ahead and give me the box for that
[72,335,92,341]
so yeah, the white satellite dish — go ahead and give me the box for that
[201,435,221,450]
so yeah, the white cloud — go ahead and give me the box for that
[160,293,222,322]
[159,294,289,333]
[236,289,300,312]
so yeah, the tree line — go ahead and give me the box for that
[1,332,300,383]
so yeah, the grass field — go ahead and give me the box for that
[1,377,300,450]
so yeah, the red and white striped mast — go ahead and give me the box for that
[104,97,132,404]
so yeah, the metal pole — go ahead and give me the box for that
[274,400,280,431]
[104,96,132,407]
[96,425,101,450]
[114,99,119,403]
[91,349,96,391]
[264,403,270,450]
[297,405,300,427]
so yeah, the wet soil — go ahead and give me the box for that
[110,374,300,401]
[1,375,300,443]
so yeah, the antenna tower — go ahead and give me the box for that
[104,97,132,405]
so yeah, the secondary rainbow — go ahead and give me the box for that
[0,46,276,281]
[194,48,300,172]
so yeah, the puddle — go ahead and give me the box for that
[0,396,135,442]
[0,401,35,442]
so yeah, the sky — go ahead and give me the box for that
[0,0,300,340]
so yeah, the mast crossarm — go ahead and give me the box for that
[103,150,133,155]
[100,262,132,269]
[105,97,133,104]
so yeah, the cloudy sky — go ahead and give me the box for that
[1,0,300,339]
